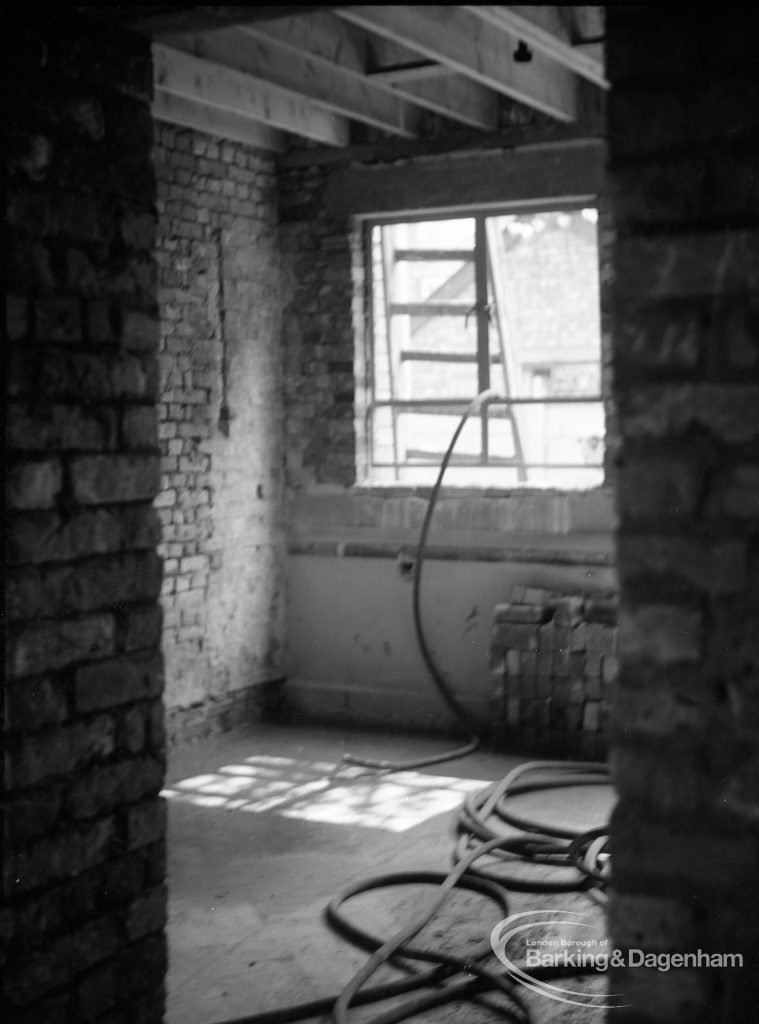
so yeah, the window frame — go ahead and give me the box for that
[361,199,606,487]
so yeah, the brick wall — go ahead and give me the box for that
[490,587,617,758]
[278,165,363,489]
[607,9,759,1021]
[153,125,286,741]
[5,12,166,1023]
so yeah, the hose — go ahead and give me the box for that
[209,764,611,1024]
[331,832,544,1024]
[342,390,500,772]
[330,761,610,1024]
[455,761,610,896]
[326,869,511,957]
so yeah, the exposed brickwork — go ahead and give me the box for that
[4,10,166,1023]
[490,586,617,757]
[153,124,286,727]
[278,164,363,488]
[607,8,759,1021]
[164,678,287,746]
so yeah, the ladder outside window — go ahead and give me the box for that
[365,207,605,489]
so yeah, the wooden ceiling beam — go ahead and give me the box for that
[240,11,368,75]
[152,43,348,147]
[365,61,445,84]
[392,76,499,132]
[245,12,499,132]
[152,90,286,152]
[160,25,421,137]
[278,114,607,170]
[463,6,608,88]
[337,5,579,122]
[363,33,448,80]
[324,141,604,218]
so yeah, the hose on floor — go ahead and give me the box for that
[212,760,611,1024]
[330,762,611,1024]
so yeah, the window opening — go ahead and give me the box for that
[365,207,604,489]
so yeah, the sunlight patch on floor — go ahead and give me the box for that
[162,754,489,832]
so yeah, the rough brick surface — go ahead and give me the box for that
[71,454,161,505]
[618,603,703,666]
[153,123,286,722]
[4,10,165,1022]
[278,164,361,489]
[490,587,617,758]
[6,460,63,509]
[7,506,161,565]
[607,8,759,1021]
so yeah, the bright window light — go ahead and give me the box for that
[364,207,605,489]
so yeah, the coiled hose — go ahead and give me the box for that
[211,392,612,1024]
[211,760,611,1024]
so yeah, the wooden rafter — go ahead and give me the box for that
[152,43,348,148]
[241,12,499,132]
[365,61,444,84]
[160,25,422,138]
[391,76,499,132]
[152,89,286,152]
[78,4,607,148]
[463,6,608,88]
[337,5,579,122]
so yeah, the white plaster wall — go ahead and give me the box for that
[285,553,617,731]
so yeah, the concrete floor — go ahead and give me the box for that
[165,724,614,1024]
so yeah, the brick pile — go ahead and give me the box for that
[490,587,617,757]
[607,7,759,1019]
[5,11,166,1023]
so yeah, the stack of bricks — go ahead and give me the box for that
[278,163,364,489]
[5,12,166,1023]
[607,8,759,1020]
[490,586,617,758]
[153,124,286,735]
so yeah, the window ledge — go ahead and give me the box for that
[288,486,617,536]
[288,530,615,567]
[353,484,609,499]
